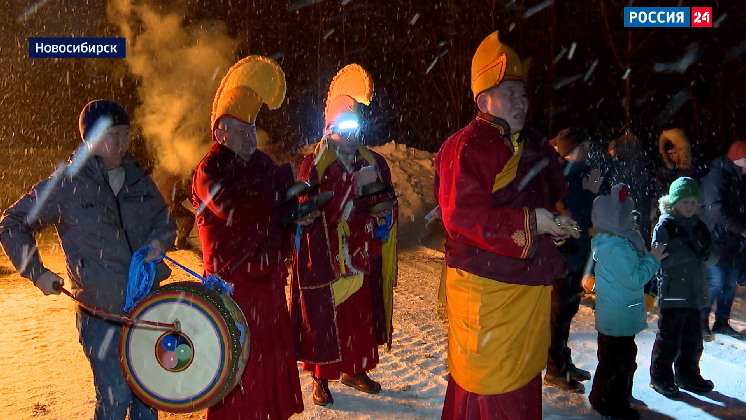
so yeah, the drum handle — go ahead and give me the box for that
[52,282,179,330]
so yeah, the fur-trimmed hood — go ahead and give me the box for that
[659,128,692,170]
[658,195,674,215]
[658,194,701,216]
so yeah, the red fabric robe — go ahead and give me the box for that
[434,113,568,420]
[290,141,397,374]
[434,112,569,286]
[192,143,303,420]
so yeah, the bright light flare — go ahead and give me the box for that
[17,0,50,23]
[337,120,360,131]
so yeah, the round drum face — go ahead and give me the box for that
[120,288,234,412]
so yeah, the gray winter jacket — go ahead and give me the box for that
[653,198,713,309]
[0,154,176,314]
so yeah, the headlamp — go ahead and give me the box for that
[336,120,360,131]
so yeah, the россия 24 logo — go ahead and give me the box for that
[624,7,713,28]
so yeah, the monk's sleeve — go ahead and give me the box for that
[193,156,270,222]
[440,137,539,260]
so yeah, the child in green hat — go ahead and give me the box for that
[649,176,715,397]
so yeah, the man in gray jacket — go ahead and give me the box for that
[0,100,176,420]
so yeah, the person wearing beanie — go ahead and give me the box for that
[588,184,666,420]
[698,141,746,341]
[191,56,304,420]
[649,177,715,398]
[0,99,177,420]
[290,64,398,407]
[544,127,600,393]
[434,31,576,420]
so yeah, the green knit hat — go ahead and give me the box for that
[669,177,700,204]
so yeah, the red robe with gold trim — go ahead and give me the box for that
[290,141,397,370]
[192,143,304,420]
[435,113,568,419]
[434,113,568,286]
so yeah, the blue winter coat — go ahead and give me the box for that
[592,232,660,337]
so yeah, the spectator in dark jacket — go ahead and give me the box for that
[652,129,708,224]
[545,128,600,392]
[699,140,746,340]
[656,129,708,191]
[0,100,176,420]
[649,177,714,398]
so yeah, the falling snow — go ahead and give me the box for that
[567,42,577,60]
[522,0,555,19]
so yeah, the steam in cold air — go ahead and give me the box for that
[107,0,237,179]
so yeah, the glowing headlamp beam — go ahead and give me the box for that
[337,120,359,131]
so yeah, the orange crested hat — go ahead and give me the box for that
[324,64,374,130]
[471,31,530,99]
[211,55,286,128]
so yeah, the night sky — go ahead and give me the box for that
[0,0,742,168]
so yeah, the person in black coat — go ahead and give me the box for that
[649,177,715,398]
[545,128,600,392]
[699,141,746,340]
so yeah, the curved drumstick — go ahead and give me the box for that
[52,281,178,330]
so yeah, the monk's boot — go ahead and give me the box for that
[312,377,334,406]
[340,372,382,394]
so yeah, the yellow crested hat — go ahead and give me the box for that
[212,55,286,128]
[324,64,374,129]
[471,31,530,99]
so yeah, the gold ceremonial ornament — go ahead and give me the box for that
[556,222,581,232]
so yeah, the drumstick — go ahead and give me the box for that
[52,281,179,330]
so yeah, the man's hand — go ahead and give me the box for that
[581,169,603,194]
[144,239,165,262]
[536,208,572,240]
[355,166,378,189]
[296,210,321,227]
[36,271,64,295]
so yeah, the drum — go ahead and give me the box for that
[119,281,250,413]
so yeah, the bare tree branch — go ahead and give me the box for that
[631,29,656,56]
[598,0,626,70]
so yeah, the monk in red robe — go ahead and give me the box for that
[290,64,398,406]
[435,32,577,420]
[192,56,304,420]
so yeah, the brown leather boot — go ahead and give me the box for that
[340,372,382,394]
[312,377,333,406]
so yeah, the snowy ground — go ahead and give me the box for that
[2,235,746,420]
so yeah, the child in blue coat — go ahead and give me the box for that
[588,184,667,420]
